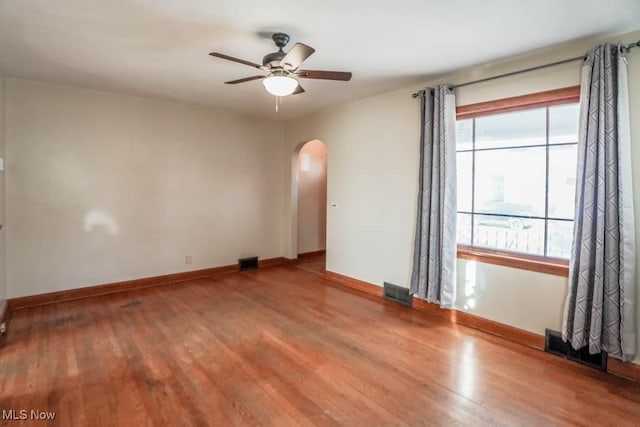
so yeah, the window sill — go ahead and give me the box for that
[456,245,569,277]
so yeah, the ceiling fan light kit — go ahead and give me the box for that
[263,74,298,97]
[209,32,352,107]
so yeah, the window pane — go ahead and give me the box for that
[549,103,580,144]
[475,108,546,149]
[456,119,473,151]
[474,147,546,217]
[548,144,578,220]
[473,216,545,255]
[457,213,472,245]
[547,220,574,259]
[457,152,472,212]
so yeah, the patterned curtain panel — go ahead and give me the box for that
[410,85,457,308]
[562,44,637,360]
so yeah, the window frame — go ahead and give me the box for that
[455,86,581,277]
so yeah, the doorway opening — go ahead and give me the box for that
[294,139,327,274]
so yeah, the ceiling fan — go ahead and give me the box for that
[209,33,352,97]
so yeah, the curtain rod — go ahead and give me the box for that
[412,39,640,98]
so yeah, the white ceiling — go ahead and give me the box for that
[1,0,639,119]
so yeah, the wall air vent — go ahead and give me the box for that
[383,282,413,307]
[238,256,259,271]
[545,329,607,371]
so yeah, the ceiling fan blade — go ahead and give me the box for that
[292,84,305,95]
[281,43,315,70]
[296,70,352,81]
[224,75,266,84]
[209,52,263,69]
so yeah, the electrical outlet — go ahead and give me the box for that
[186,256,192,265]
[0,322,6,335]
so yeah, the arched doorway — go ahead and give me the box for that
[293,139,327,273]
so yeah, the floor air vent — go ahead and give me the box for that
[238,256,259,271]
[383,282,413,307]
[545,329,607,371]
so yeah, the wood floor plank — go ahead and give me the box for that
[2,259,640,426]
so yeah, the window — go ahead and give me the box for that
[455,87,580,268]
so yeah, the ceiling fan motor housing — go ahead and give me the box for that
[262,51,285,66]
[262,33,290,66]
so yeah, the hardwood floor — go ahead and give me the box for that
[1,264,640,426]
[295,252,325,275]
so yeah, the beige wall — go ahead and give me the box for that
[0,74,5,317]
[284,91,420,285]
[296,140,327,254]
[5,79,284,298]
[283,29,640,362]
